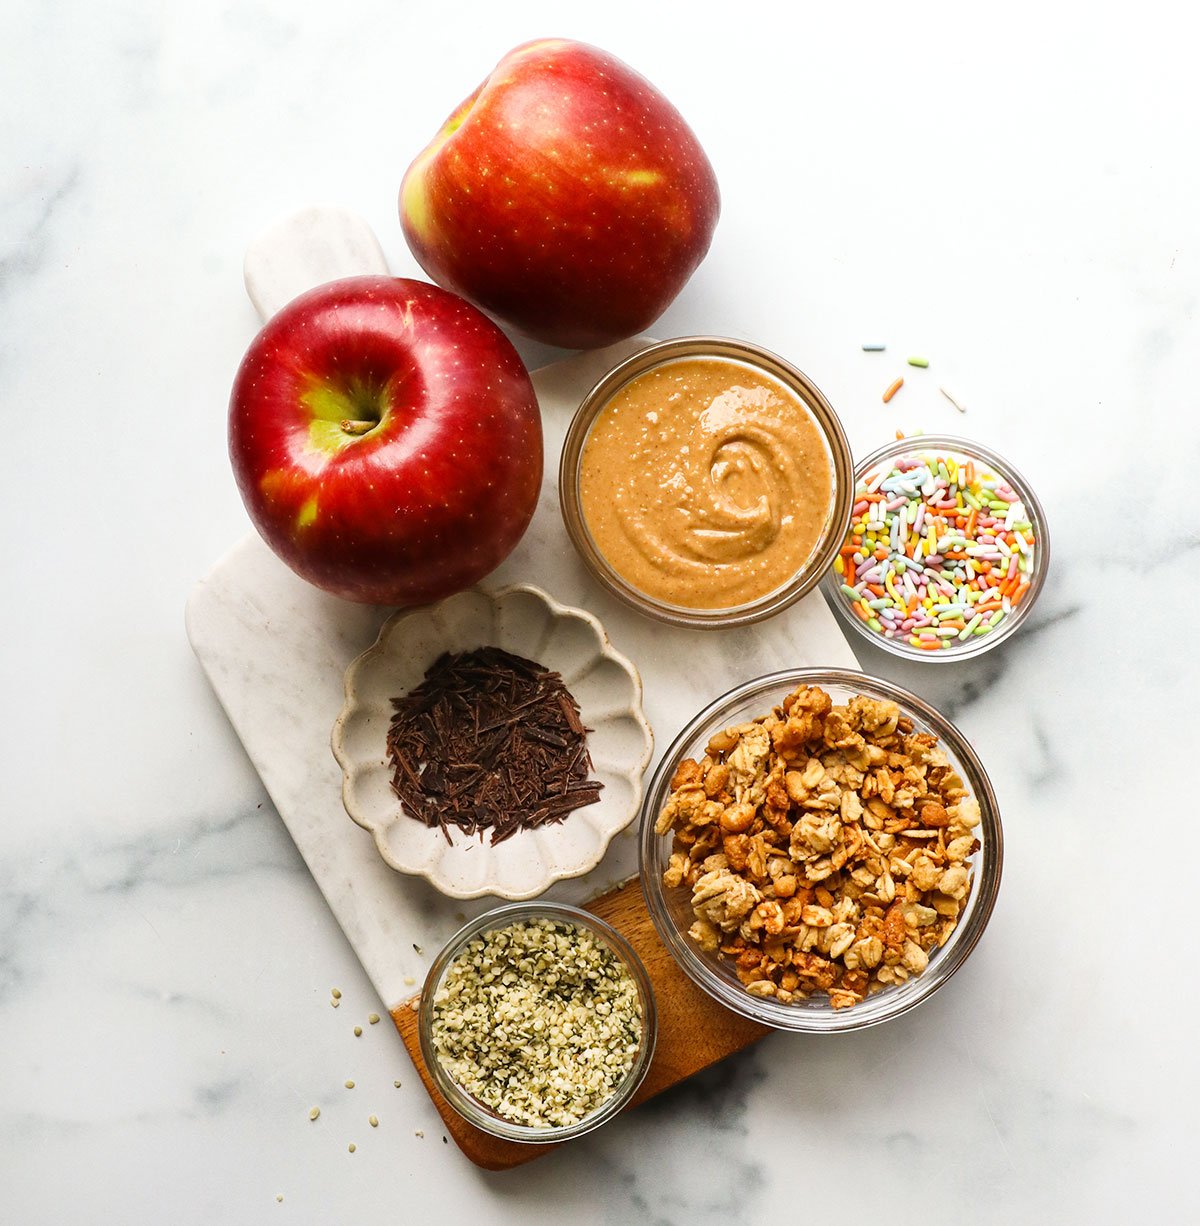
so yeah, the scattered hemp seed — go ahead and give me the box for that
[442,1135,448,1144]
[330,999,340,1009]
[403,976,416,986]
[369,1115,379,1128]
[308,1107,320,1121]
[353,1026,363,1037]
[415,1129,424,1138]
[331,988,342,999]
[393,1080,402,1088]
[368,1013,380,1025]
[412,944,423,955]
[344,1080,355,1089]
[348,1142,356,1153]
[276,1194,283,1203]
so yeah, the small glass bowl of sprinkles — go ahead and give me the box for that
[824,434,1049,661]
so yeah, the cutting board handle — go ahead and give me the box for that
[242,206,391,323]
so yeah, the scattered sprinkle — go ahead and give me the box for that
[369,1115,379,1128]
[832,446,1038,652]
[345,1080,355,1089]
[308,1107,320,1121]
[442,1135,448,1144]
[331,988,342,999]
[368,1013,380,1025]
[348,1142,356,1153]
[882,377,904,404]
[907,356,930,368]
[353,1026,363,1037]
[940,387,967,413]
[862,343,886,352]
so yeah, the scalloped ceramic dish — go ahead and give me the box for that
[331,585,653,900]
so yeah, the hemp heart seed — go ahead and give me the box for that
[430,918,642,1128]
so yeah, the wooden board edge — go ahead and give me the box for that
[389,875,770,1170]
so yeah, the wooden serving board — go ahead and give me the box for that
[390,876,769,1170]
[187,207,860,1171]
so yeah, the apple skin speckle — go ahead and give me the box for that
[228,277,542,606]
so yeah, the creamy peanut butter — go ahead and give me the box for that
[579,356,834,609]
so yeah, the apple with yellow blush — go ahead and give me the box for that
[227,276,542,606]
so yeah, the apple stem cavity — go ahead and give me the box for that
[340,418,377,436]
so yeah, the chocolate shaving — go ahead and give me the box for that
[385,646,603,845]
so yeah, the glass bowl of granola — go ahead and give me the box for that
[417,902,657,1142]
[639,669,1002,1032]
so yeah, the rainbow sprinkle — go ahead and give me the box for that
[832,449,1038,652]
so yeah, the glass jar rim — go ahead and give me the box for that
[417,900,658,1142]
[823,433,1051,663]
[558,336,855,629]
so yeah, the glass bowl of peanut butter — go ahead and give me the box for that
[559,337,854,628]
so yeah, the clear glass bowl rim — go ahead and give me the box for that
[417,900,658,1143]
[638,667,1003,1033]
[558,335,855,629]
[823,432,1051,663]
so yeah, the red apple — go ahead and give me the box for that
[399,38,720,350]
[228,276,542,606]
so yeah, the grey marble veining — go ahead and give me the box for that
[3,0,1198,1222]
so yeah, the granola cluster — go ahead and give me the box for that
[656,684,981,1009]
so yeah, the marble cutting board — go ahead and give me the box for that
[185,206,861,1016]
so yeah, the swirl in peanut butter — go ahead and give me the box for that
[580,357,833,610]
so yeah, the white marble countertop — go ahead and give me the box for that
[3,1,1193,1221]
